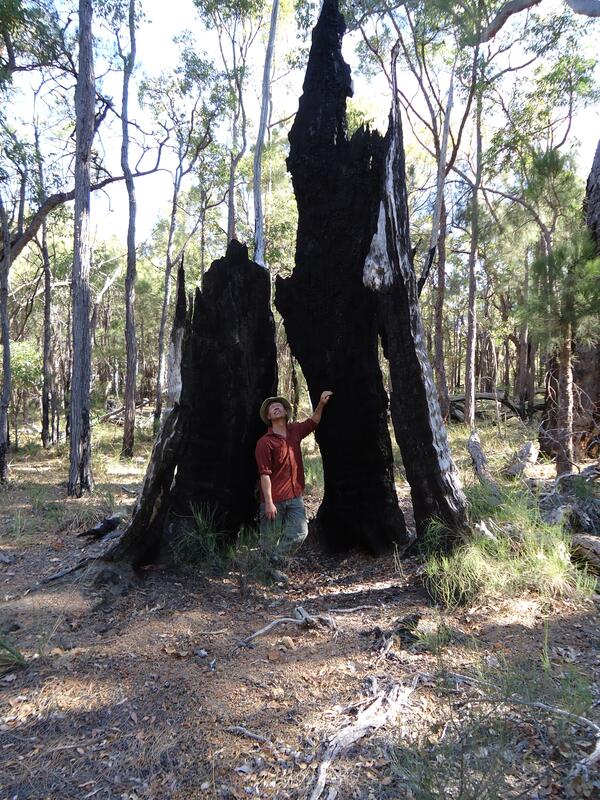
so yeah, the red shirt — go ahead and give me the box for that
[255,419,317,503]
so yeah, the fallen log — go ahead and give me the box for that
[449,391,524,419]
[98,398,150,424]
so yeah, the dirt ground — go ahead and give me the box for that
[1,430,600,799]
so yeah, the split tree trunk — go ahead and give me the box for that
[112,241,277,566]
[68,0,95,495]
[366,50,468,539]
[275,0,408,554]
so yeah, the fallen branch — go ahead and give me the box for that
[98,398,150,424]
[308,680,416,800]
[226,726,280,753]
[325,604,381,614]
[239,606,337,647]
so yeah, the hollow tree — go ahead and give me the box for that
[276,0,466,550]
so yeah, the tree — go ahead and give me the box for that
[481,0,600,42]
[193,0,264,242]
[114,0,139,459]
[68,0,95,495]
[253,0,279,266]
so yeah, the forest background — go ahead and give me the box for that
[1,0,600,485]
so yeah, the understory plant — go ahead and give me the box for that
[424,484,594,607]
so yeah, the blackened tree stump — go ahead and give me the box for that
[112,240,277,566]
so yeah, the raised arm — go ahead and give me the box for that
[310,390,333,425]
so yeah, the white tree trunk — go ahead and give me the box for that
[253,0,279,267]
[68,0,95,495]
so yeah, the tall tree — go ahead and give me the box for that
[253,0,279,266]
[193,0,263,242]
[68,0,95,495]
[116,0,138,458]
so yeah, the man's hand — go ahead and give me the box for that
[264,500,277,520]
[311,390,333,425]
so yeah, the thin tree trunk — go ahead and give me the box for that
[227,116,238,242]
[434,202,450,418]
[517,255,529,417]
[464,86,483,429]
[40,222,52,448]
[253,0,279,266]
[0,195,11,483]
[68,0,95,495]
[120,0,138,459]
[556,323,574,474]
[153,175,179,433]
[33,110,53,449]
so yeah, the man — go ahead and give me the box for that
[255,391,332,571]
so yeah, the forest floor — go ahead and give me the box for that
[1,421,600,800]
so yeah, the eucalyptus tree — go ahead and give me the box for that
[193,0,265,242]
[141,44,224,431]
[68,0,95,495]
[253,0,279,266]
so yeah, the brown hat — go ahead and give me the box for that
[260,396,292,425]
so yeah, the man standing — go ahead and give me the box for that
[255,391,332,569]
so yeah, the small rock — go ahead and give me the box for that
[0,553,15,565]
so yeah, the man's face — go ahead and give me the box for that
[267,402,287,423]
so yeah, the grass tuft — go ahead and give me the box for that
[424,483,594,608]
[0,635,26,673]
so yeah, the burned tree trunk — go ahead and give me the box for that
[275,0,407,554]
[111,241,277,566]
[366,53,468,538]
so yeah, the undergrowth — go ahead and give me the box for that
[423,463,594,609]
[391,643,594,799]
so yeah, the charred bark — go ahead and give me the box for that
[112,241,277,566]
[366,51,468,539]
[275,0,407,554]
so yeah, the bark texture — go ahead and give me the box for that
[170,240,277,533]
[113,241,277,566]
[367,54,468,538]
[275,0,407,554]
[586,139,600,248]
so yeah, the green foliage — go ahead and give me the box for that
[8,339,42,393]
[0,635,25,673]
[529,226,600,344]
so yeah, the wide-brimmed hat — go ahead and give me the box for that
[260,396,292,425]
